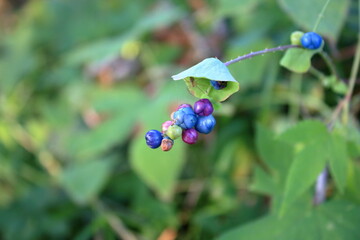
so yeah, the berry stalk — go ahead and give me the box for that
[224,45,300,66]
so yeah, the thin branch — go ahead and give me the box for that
[319,51,341,81]
[92,201,138,240]
[345,35,360,102]
[224,45,300,66]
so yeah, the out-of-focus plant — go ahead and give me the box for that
[0,0,359,239]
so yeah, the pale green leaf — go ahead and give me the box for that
[172,58,239,102]
[280,48,318,73]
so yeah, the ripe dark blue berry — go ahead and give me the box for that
[210,80,227,90]
[195,114,216,134]
[194,98,213,116]
[173,107,198,129]
[301,32,323,50]
[145,130,163,149]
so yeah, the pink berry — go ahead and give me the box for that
[161,138,174,151]
[182,128,198,144]
[177,103,192,110]
[162,120,173,132]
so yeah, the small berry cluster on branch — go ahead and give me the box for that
[145,99,216,151]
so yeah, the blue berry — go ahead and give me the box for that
[210,80,227,90]
[301,32,323,50]
[145,130,163,149]
[194,98,213,116]
[173,107,198,129]
[195,114,216,134]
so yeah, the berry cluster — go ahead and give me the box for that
[291,31,323,50]
[145,99,216,151]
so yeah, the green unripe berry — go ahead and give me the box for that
[290,31,304,45]
[166,125,182,140]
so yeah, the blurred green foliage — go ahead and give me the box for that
[0,0,359,239]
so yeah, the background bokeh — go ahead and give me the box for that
[0,0,359,239]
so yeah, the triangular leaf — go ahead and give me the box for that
[277,120,329,213]
[172,58,240,102]
[280,143,327,214]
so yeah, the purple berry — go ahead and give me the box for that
[176,103,192,110]
[173,107,198,129]
[210,80,227,90]
[195,114,216,134]
[301,32,323,50]
[162,120,173,133]
[182,128,198,144]
[194,98,213,116]
[145,130,163,149]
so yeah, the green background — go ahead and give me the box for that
[0,0,359,239]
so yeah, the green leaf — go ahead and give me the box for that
[250,167,279,195]
[130,130,185,201]
[59,159,113,204]
[277,120,329,213]
[278,0,350,41]
[345,162,360,204]
[64,4,184,64]
[280,48,318,73]
[332,81,348,94]
[255,124,293,184]
[278,120,328,144]
[129,82,193,200]
[328,134,349,193]
[215,0,260,17]
[217,200,360,240]
[172,58,240,102]
[281,143,327,214]
[69,114,135,159]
